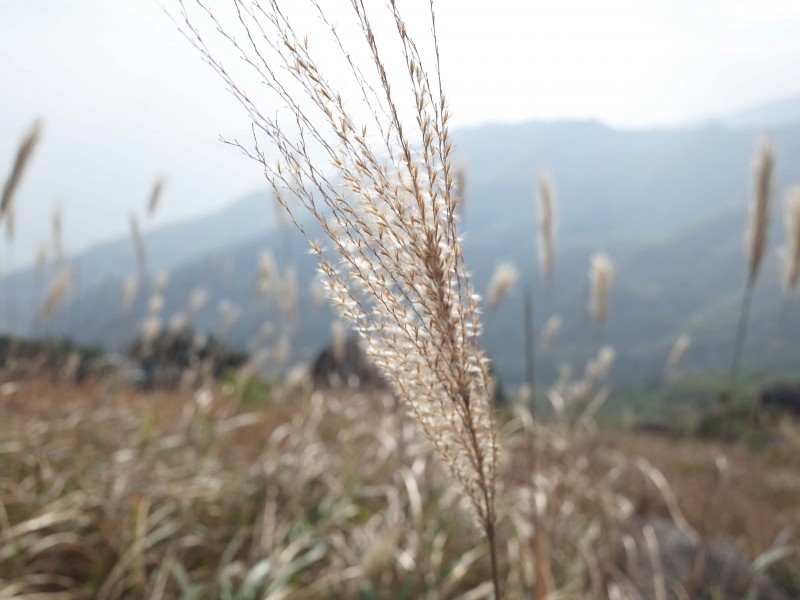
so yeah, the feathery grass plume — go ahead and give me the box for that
[215,299,240,336]
[729,137,775,400]
[148,294,165,316]
[129,213,147,274]
[1,121,42,241]
[537,169,557,284]
[587,253,615,326]
[168,312,188,334]
[278,265,298,318]
[256,250,277,301]
[34,243,49,279]
[151,270,170,295]
[187,287,209,316]
[585,345,615,383]
[538,315,562,351]
[140,315,161,346]
[37,267,72,321]
[147,176,166,218]
[487,262,520,310]
[779,185,800,293]
[171,1,501,592]
[664,334,691,379]
[119,275,139,316]
[51,205,64,261]
[746,136,774,286]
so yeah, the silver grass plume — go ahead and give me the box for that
[216,299,240,336]
[38,267,72,320]
[487,262,519,310]
[34,243,49,279]
[52,206,64,261]
[779,186,800,293]
[664,334,691,379]
[587,253,615,325]
[1,121,42,242]
[729,137,775,399]
[173,2,501,591]
[746,137,774,286]
[537,169,556,284]
[152,270,170,295]
[585,345,615,383]
[187,287,209,317]
[148,177,166,218]
[538,315,562,351]
[129,213,147,274]
[119,275,139,316]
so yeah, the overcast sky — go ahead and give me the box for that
[2,0,800,269]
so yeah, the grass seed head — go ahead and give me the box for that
[1,120,42,241]
[588,253,615,325]
[537,168,557,283]
[779,185,800,293]
[487,262,520,310]
[746,136,774,286]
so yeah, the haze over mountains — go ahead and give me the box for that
[2,98,800,386]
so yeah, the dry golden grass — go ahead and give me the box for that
[2,379,796,598]
[600,430,800,562]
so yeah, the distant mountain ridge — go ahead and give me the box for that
[3,99,800,386]
[716,97,800,130]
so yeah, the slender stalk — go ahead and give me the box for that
[484,517,501,599]
[524,285,535,414]
[727,282,754,406]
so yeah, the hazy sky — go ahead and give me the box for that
[2,0,800,269]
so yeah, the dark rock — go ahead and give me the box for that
[632,421,670,436]
[617,517,790,600]
[309,336,507,405]
[310,337,387,391]
[759,384,800,417]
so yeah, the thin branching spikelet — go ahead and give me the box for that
[1,121,42,241]
[537,169,557,284]
[779,185,800,293]
[587,253,615,326]
[171,2,501,589]
[746,136,774,286]
[487,262,519,310]
[453,164,467,217]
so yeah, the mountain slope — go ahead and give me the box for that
[3,111,800,386]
